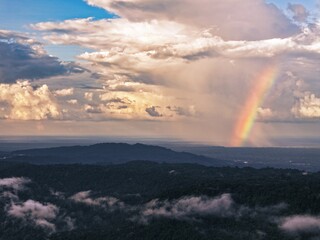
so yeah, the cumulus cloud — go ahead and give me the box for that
[7,200,59,232]
[84,92,93,101]
[292,92,320,118]
[30,7,320,128]
[67,99,78,105]
[33,16,208,121]
[21,0,320,144]
[54,88,74,96]
[78,90,194,120]
[0,30,71,83]
[83,104,103,114]
[257,107,274,119]
[70,191,124,209]
[0,177,31,191]
[280,215,320,234]
[0,81,61,120]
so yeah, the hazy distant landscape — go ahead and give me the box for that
[1,141,320,239]
[1,137,320,171]
[171,145,320,172]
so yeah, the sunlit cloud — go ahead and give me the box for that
[0,0,319,145]
[0,81,61,120]
[280,215,320,234]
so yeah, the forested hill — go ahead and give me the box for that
[8,143,229,166]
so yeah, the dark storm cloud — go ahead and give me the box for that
[0,31,81,83]
[145,106,162,117]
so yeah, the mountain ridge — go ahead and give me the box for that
[8,142,230,166]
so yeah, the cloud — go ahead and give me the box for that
[33,219,56,231]
[134,193,290,224]
[32,17,319,63]
[145,106,162,117]
[84,92,93,101]
[0,177,31,206]
[0,81,61,120]
[0,177,31,191]
[140,194,234,222]
[0,30,71,83]
[54,88,74,96]
[167,106,196,117]
[7,200,59,232]
[79,90,194,121]
[257,107,274,119]
[31,13,320,129]
[280,215,320,234]
[85,0,298,41]
[292,92,320,118]
[33,18,186,49]
[288,3,309,23]
[69,192,289,226]
[84,104,103,114]
[1,181,75,233]
[67,99,78,105]
[8,200,58,219]
[34,18,217,65]
[22,0,320,144]
[70,191,124,209]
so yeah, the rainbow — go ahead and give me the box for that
[230,65,278,147]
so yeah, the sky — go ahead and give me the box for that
[0,0,319,147]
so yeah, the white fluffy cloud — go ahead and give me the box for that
[54,88,74,96]
[7,200,59,232]
[0,178,74,233]
[257,107,274,119]
[140,194,234,222]
[84,92,93,101]
[70,191,124,209]
[280,215,320,234]
[0,81,61,120]
[67,99,78,105]
[292,92,320,118]
[78,89,196,120]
